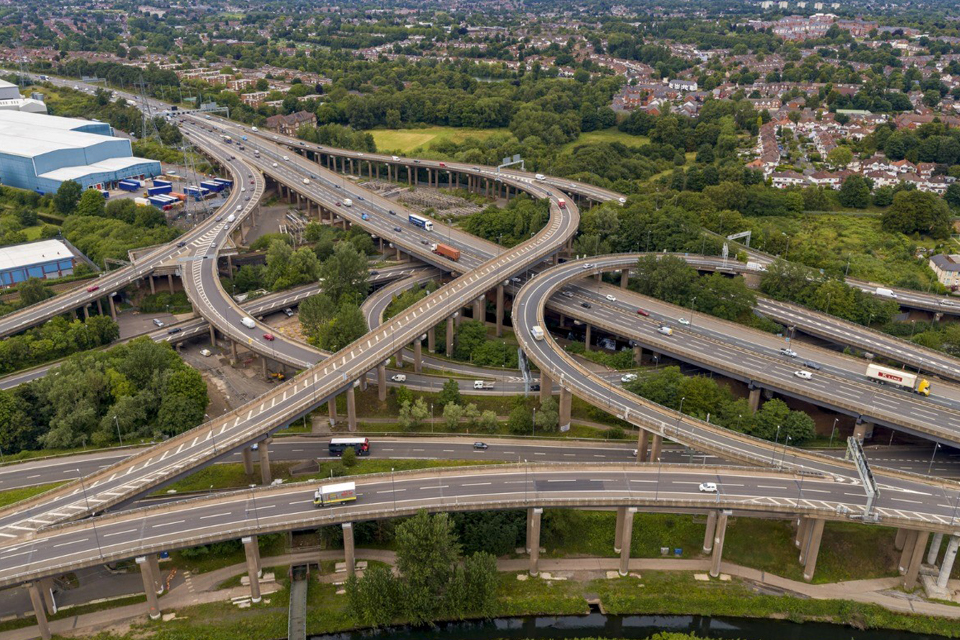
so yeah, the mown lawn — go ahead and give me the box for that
[560,127,650,152]
[366,126,510,154]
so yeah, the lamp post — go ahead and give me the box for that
[532,406,537,437]
[779,435,792,468]
[391,468,397,510]
[78,469,104,559]
[829,418,839,447]
[771,425,781,464]
[929,443,941,475]
[676,396,686,437]
[735,414,742,432]
[114,415,123,447]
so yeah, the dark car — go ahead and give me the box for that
[581,302,591,309]
[167,327,181,334]
[176,241,187,248]
[530,384,541,391]
[388,209,396,215]
[393,226,402,232]
[803,360,822,370]
[473,442,488,450]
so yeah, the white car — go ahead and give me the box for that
[391,374,407,382]
[620,373,638,383]
[606,294,617,302]
[794,370,813,380]
[678,317,690,325]
[699,482,718,493]
[583,263,595,269]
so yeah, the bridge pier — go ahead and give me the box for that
[703,510,718,553]
[414,340,423,374]
[528,507,542,576]
[903,531,930,590]
[928,533,944,565]
[649,433,662,461]
[328,400,338,427]
[540,371,552,403]
[899,530,918,574]
[243,446,254,475]
[709,510,730,578]
[428,327,436,352]
[168,274,175,294]
[259,438,272,485]
[28,583,51,640]
[794,517,809,549]
[96,298,103,316]
[243,535,263,603]
[633,345,642,365]
[895,528,907,551]
[108,294,117,321]
[496,285,504,337]
[343,522,356,577]
[38,577,56,615]
[148,275,155,294]
[584,324,591,351]
[937,535,960,589]
[636,429,649,462]
[82,304,89,320]
[748,387,761,413]
[136,555,162,619]
[614,507,626,553]
[619,508,637,576]
[801,518,826,582]
[473,296,484,321]
[558,387,572,430]
[446,316,455,355]
[395,346,404,368]
[853,420,873,441]
[620,269,629,289]
[378,364,387,402]
[347,386,357,432]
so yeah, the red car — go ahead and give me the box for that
[438,162,446,167]
[263,333,275,341]
[637,309,649,317]
[87,285,100,293]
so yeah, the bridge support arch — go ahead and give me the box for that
[27,582,51,640]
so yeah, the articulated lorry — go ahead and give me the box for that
[431,243,460,261]
[865,364,930,396]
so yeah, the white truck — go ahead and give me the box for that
[875,287,897,299]
[473,380,495,389]
[531,326,545,341]
[240,317,256,329]
[343,198,353,207]
[746,261,767,272]
[865,364,930,396]
[313,481,357,507]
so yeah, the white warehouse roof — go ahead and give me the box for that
[39,156,155,182]
[0,124,126,160]
[0,110,105,133]
[0,240,74,272]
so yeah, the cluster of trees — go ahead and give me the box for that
[0,314,118,375]
[295,123,376,153]
[346,510,498,627]
[296,242,370,351]
[395,380,499,434]
[0,338,208,454]
[449,320,518,368]
[630,255,757,322]
[628,367,817,445]
[759,259,901,326]
[460,196,549,248]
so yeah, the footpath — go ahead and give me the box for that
[3,550,959,640]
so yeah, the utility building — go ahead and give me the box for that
[0,111,161,194]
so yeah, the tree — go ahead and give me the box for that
[299,293,333,338]
[345,565,401,628]
[946,183,960,210]
[535,397,559,432]
[342,446,357,467]
[18,278,52,307]
[478,409,498,433]
[881,190,952,238]
[826,146,853,169]
[437,378,462,407]
[453,320,487,361]
[395,510,461,624]
[442,402,464,430]
[317,301,366,351]
[399,398,429,431]
[54,180,82,215]
[838,175,871,209]
[320,241,370,304]
[75,189,106,217]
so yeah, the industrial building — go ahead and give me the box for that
[0,79,47,113]
[0,110,161,194]
[0,239,77,289]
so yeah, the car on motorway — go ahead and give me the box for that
[389,209,396,215]
[794,370,813,380]
[283,308,294,317]
[779,347,798,358]
[530,384,540,391]
[678,317,690,325]
[581,301,592,309]
[335,201,341,206]
[87,285,100,292]
[167,327,181,335]
[636,309,649,317]
[605,294,617,302]
[177,241,187,248]
[263,333,275,341]
[583,263,595,269]
[393,226,402,233]
[216,216,222,221]
[357,196,365,201]
[153,318,165,328]
[391,374,407,382]
[272,162,278,167]
[803,360,822,370]
[473,442,488,450]
[657,325,673,336]
[421,239,430,245]
[561,290,574,298]
[621,373,638,383]
[698,482,718,493]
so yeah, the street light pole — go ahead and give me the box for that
[929,443,941,474]
[829,418,838,447]
[114,415,123,447]
[78,469,104,559]
[532,406,536,437]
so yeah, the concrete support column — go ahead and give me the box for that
[473,296,484,321]
[709,510,730,578]
[328,400,338,426]
[96,298,103,316]
[343,522,356,578]
[528,507,543,576]
[243,447,254,475]
[584,324,592,351]
[620,269,629,289]
[619,508,636,576]
[243,536,262,603]
[903,531,930,590]
[937,535,960,589]
[82,304,89,320]
[148,275,155,294]
[853,420,874,441]
[636,429,649,462]
[540,371,552,403]
[633,345,642,365]
[446,316,455,355]
[38,578,56,615]
[396,246,402,260]
[649,433,662,461]
[895,528,908,551]
[526,507,535,553]
[413,340,422,374]
[928,532,945,565]
[347,386,357,432]
[558,387,572,430]
[27,583,51,640]
[261,357,268,379]
[395,346,404,368]
[899,530,919,574]
[136,556,162,619]
[259,438,272,485]
[703,510,718,553]
[614,507,627,553]
[108,294,117,321]
[802,518,826,582]
[428,327,436,352]
[795,517,810,549]
[748,387,761,413]
[167,273,174,294]
[496,285,504,337]
[230,340,238,362]
[378,364,387,402]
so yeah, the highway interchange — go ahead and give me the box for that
[2,75,960,603]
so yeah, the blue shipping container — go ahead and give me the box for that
[118,180,140,192]
[147,185,173,196]
[200,181,224,193]
[152,179,172,187]
[213,178,233,187]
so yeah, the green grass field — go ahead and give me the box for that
[366,126,510,154]
[560,127,650,152]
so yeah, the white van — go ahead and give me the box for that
[200,349,212,357]
[392,155,400,161]
[473,380,494,389]
[531,326,545,341]
[343,199,353,207]
[226,213,236,223]
[240,317,256,329]
[282,155,290,161]
[303,178,310,185]
[657,326,673,336]
[252,127,259,132]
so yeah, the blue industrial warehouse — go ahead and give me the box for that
[0,111,161,194]
[0,239,78,289]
